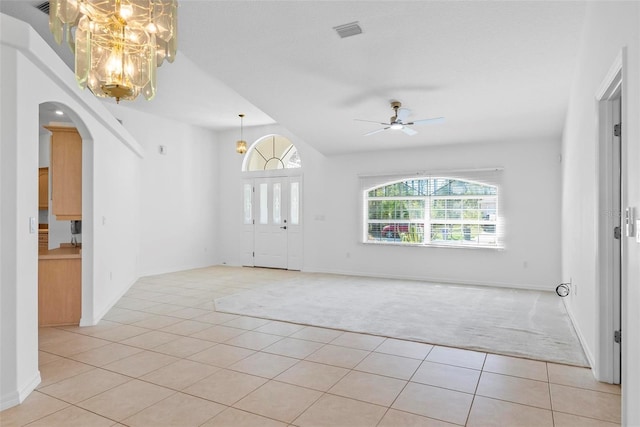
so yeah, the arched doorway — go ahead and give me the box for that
[38,102,95,326]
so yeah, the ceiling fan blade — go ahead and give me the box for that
[396,108,411,122]
[401,127,418,136]
[355,119,391,125]
[364,127,390,136]
[407,117,445,126]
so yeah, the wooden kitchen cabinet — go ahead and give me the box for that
[38,248,81,327]
[38,167,48,209]
[45,126,82,220]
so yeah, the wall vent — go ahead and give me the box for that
[333,21,362,39]
[35,1,50,15]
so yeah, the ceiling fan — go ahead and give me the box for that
[355,101,444,136]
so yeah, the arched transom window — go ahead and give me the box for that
[244,135,301,171]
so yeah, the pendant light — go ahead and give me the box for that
[236,114,247,154]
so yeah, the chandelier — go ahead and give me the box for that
[49,0,178,102]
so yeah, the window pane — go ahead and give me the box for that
[273,183,281,224]
[291,182,299,225]
[243,183,252,224]
[286,148,302,168]
[445,200,462,220]
[431,224,454,241]
[463,199,480,220]
[368,201,389,220]
[259,183,268,224]
[406,200,425,219]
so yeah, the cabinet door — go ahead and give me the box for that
[38,167,49,209]
[47,126,82,220]
[38,258,81,326]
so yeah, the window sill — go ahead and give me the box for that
[362,240,505,250]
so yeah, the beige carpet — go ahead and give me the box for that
[215,270,588,366]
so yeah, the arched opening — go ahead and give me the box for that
[38,101,95,327]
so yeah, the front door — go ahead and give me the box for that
[242,176,302,270]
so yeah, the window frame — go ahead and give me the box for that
[362,170,503,249]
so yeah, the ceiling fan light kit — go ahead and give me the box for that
[356,101,444,136]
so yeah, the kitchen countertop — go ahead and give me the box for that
[38,246,82,260]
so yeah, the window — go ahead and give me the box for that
[364,171,501,248]
[243,134,301,171]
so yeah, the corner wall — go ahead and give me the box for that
[1,13,142,409]
[560,2,640,425]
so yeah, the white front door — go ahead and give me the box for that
[255,177,288,268]
[242,176,303,270]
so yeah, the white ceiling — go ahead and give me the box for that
[2,1,587,155]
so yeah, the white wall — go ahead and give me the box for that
[561,2,640,425]
[310,138,561,289]
[1,13,143,409]
[105,105,221,276]
[217,128,561,290]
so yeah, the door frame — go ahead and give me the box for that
[595,50,624,384]
[241,170,303,270]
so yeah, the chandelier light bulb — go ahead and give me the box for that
[119,4,133,19]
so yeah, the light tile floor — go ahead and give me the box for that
[1,266,621,426]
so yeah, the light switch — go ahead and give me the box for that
[636,220,640,243]
[29,217,36,233]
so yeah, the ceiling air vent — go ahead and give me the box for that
[333,21,362,39]
[35,1,50,15]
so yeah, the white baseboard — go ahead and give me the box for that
[0,371,41,411]
[88,277,138,326]
[304,267,553,292]
[563,298,595,370]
